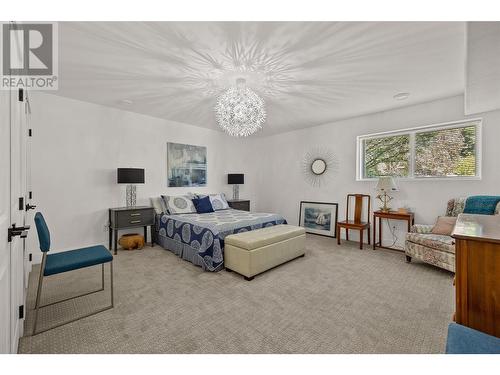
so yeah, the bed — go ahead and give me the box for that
[154,209,287,271]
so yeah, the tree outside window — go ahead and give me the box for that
[363,135,410,178]
[359,122,479,180]
[415,126,476,177]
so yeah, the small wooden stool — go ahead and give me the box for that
[119,233,145,250]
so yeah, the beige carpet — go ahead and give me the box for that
[18,235,454,354]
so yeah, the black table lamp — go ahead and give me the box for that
[228,173,244,200]
[117,168,144,207]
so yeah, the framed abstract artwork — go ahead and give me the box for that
[167,142,207,187]
[298,201,338,237]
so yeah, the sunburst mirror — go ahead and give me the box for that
[302,148,338,187]
[311,159,327,175]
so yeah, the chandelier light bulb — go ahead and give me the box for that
[214,78,266,137]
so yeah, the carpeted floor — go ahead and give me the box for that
[18,235,454,354]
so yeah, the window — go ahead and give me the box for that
[363,134,410,178]
[357,119,481,180]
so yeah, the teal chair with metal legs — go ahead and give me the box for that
[32,212,114,335]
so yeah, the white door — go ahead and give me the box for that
[0,24,31,353]
[24,92,33,285]
[10,85,28,353]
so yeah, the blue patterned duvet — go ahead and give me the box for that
[156,209,287,271]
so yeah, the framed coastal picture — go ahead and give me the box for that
[167,142,207,187]
[298,201,338,237]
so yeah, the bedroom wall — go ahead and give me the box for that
[28,92,500,260]
[246,95,500,248]
[28,92,247,261]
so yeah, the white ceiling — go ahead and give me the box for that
[55,22,466,135]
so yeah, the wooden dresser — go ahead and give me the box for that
[452,214,500,337]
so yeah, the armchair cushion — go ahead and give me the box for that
[406,232,455,254]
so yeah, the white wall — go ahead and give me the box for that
[28,92,247,261]
[244,95,500,248]
[29,93,500,260]
[466,22,500,115]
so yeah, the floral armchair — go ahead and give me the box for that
[405,198,465,273]
[405,198,500,273]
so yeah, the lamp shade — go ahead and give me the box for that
[376,176,398,192]
[227,173,244,185]
[117,168,144,184]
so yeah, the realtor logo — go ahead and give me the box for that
[1,22,58,90]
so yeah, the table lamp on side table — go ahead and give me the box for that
[117,168,145,207]
[376,176,398,212]
[228,173,244,200]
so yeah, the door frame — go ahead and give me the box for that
[0,88,12,354]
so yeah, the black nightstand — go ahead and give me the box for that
[109,206,155,254]
[227,199,250,211]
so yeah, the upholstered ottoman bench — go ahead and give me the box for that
[224,224,306,280]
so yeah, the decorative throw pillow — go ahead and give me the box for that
[431,216,457,236]
[161,194,196,214]
[463,195,500,215]
[195,193,229,211]
[192,196,214,214]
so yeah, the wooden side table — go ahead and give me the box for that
[373,210,414,251]
[227,199,250,211]
[109,206,155,255]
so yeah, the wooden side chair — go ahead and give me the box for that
[32,212,114,335]
[337,194,371,249]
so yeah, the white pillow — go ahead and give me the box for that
[196,193,229,211]
[161,194,196,214]
[150,197,164,215]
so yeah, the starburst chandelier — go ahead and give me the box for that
[214,78,266,137]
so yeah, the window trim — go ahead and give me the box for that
[356,118,483,181]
